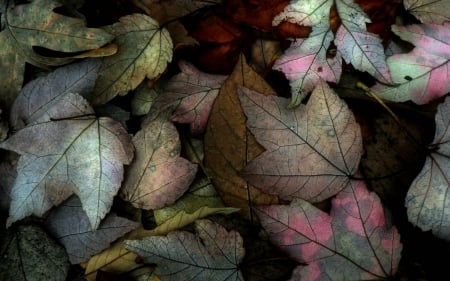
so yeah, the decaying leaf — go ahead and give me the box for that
[92,13,173,104]
[144,60,228,135]
[0,0,113,106]
[120,114,197,210]
[131,82,160,116]
[0,93,134,229]
[372,23,450,104]
[45,196,139,264]
[406,96,450,240]
[239,80,362,202]
[257,180,402,281]
[10,59,101,131]
[272,0,391,106]
[404,0,450,24]
[0,224,70,281]
[125,219,245,281]
[204,54,279,220]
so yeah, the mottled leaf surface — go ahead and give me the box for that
[239,80,362,202]
[405,0,450,24]
[92,13,173,104]
[0,0,113,106]
[120,115,197,210]
[0,93,134,229]
[406,96,450,240]
[373,23,450,104]
[45,196,139,264]
[204,55,279,220]
[125,219,244,281]
[0,224,70,281]
[10,59,101,130]
[145,60,227,135]
[272,0,391,106]
[257,180,402,281]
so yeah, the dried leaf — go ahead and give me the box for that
[0,0,113,106]
[45,196,139,264]
[125,219,244,281]
[257,180,402,281]
[10,59,101,131]
[144,60,227,135]
[372,23,450,104]
[120,115,197,210]
[131,83,160,116]
[92,13,173,104]
[204,54,279,220]
[405,0,450,24]
[239,80,362,202]
[406,96,450,240]
[0,224,70,281]
[0,93,134,229]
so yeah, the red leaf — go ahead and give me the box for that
[257,180,402,281]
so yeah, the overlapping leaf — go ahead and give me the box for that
[125,219,245,281]
[406,96,450,240]
[144,60,227,135]
[0,92,134,229]
[239,80,362,202]
[92,13,173,104]
[120,114,197,210]
[272,0,391,107]
[372,23,450,104]
[0,0,113,106]
[45,196,139,264]
[256,180,402,281]
[404,0,450,24]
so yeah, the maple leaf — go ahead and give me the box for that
[404,0,450,24]
[239,80,362,202]
[0,92,134,229]
[44,196,139,264]
[0,0,113,106]
[120,114,197,210]
[405,96,450,240]
[144,60,228,135]
[10,59,101,131]
[92,13,173,104]
[273,0,391,107]
[372,22,450,104]
[0,224,70,281]
[256,180,402,281]
[125,219,245,281]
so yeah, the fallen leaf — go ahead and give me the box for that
[125,219,245,281]
[92,13,173,104]
[45,196,139,264]
[204,54,279,220]
[10,59,101,131]
[0,0,113,106]
[239,80,362,202]
[120,114,197,210]
[144,60,228,135]
[249,39,282,75]
[256,180,402,281]
[372,23,450,104]
[404,0,450,24]
[131,82,160,116]
[0,93,134,229]
[406,96,450,240]
[0,224,70,281]
[272,0,391,106]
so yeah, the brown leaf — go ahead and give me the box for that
[204,54,278,221]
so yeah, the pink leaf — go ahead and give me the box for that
[273,25,342,107]
[257,180,402,281]
[144,60,227,135]
[372,24,450,104]
[238,80,362,202]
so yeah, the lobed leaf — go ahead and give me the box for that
[239,80,362,202]
[257,180,402,281]
[404,0,450,24]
